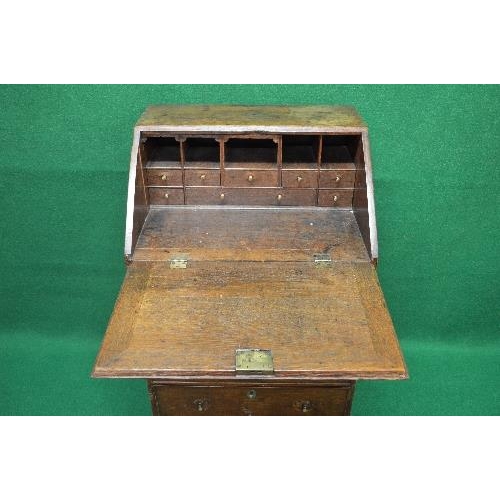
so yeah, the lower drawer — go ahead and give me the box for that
[318,189,354,207]
[185,187,317,206]
[148,187,184,205]
[149,382,354,416]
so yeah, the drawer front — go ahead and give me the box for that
[282,162,318,170]
[151,384,352,416]
[282,169,318,188]
[224,169,278,187]
[148,187,184,205]
[145,169,183,186]
[319,170,356,189]
[318,189,354,208]
[185,187,316,206]
[184,169,220,186]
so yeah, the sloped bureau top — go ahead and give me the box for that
[136,105,366,131]
[93,105,407,395]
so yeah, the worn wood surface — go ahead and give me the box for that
[149,380,355,416]
[93,258,406,379]
[133,207,369,263]
[137,105,366,130]
[112,105,395,417]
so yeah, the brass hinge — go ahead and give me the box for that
[313,253,332,266]
[169,255,189,269]
[235,349,274,374]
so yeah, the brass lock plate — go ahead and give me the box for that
[169,254,189,269]
[235,349,274,374]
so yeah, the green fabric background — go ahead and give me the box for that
[0,85,499,415]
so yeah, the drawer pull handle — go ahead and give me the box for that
[297,175,303,183]
[301,401,312,413]
[247,389,257,400]
[332,195,338,204]
[193,399,208,412]
[164,193,169,199]
[277,194,283,201]
[161,174,167,181]
[220,193,225,200]
[247,174,254,183]
[335,175,341,183]
[200,174,206,180]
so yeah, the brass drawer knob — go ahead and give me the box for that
[200,174,206,180]
[164,193,169,199]
[161,174,167,181]
[297,175,303,183]
[247,174,254,182]
[335,175,341,183]
[332,194,338,204]
[277,194,283,201]
[220,193,225,200]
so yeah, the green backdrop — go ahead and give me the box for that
[1,85,499,415]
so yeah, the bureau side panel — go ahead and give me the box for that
[125,128,149,259]
[353,131,378,262]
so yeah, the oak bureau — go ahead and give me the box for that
[92,105,407,416]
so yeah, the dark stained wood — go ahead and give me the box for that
[92,260,406,380]
[319,170,356,189]
[145,169,183,186]
[282,169,318,188]
[149,381,355,416]
[224,169,279,187]
[184,169,221,186]
[103,105,402,416]
[184,187,317,206]
[318,189,354,207]
[148,187,184,205]
[133,207,369,263]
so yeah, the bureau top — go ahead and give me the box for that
[136,105,366,131]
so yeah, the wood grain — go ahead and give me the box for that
[93,260,406,380]
[137,105,366,129]
[133,207,370,263]
[149,381,355,416]
[109,105,401,416]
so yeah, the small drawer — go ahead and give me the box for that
[148,187,184,205]
[185,188,316,206]
[319,170,355,189]
[282,169,318,188]
[281,162,318,171]
[184,169,220,186]
[318,189,354,208]
[224,169,278,187]
[186,187,276,205]
[145,169,183,186]
[150,383,353,416]
[274,189,317,206]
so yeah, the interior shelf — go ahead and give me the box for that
[225,138,277,168]
[321,135,359,168]
[184,138,220,168]
[282,135,319,167]
[145,137,181,168]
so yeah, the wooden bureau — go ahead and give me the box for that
[92,105,407,416]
